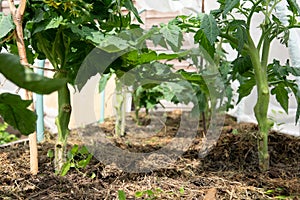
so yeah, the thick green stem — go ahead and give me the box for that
[132,91,141,125]
[247,35,270,172]
[54,72,71,173]
[115,80,126,137]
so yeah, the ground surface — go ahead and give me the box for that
[0,111,299,199]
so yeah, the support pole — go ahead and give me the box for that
[99,90,105,123]
[36,59,45,142]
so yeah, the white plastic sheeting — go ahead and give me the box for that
[136,0,202,14]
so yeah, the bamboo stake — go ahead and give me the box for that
[8,0,38,175]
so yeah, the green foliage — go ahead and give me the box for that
[264,187,297,199]
[4,0,143,171]
[47,149,54,159]
[268,60,300,121]
[237,76,256,103]
[0,13,14,39]
[174,0,300,171]
[0,122,19,145]
[60,145,93,176]
[0,93,37,135]
[194,29,215,58]
[0,53,67,94]
[179,187,185,195]
[160,23,183,52]
[123,0,143,24]
[200,14,219,45]
[91,20,219,125]
[20,0,142,85]
[223,0,240,16]
[118,190,126,200]
[134,188,163,199]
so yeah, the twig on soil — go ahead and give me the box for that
[0,138,29,148]
[9,191,23,200]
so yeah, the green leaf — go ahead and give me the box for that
[235,26,247,53]
[223,0,240,15]
[271,84,289,114]
[47,149,54,158]
[125,50,185,66]
[123,0,143,24]
[90,172,96,179]
[179,187,185,195]
[77,156,91,168]
[0,53,67,94]
[160,24,183,52]
[285,83,300,124]
[194,29,215,58]
[0,123,8,132]
[32,16,65,35]
[118,190,126,200]
[99,36,129,53]
[60,162,71,176]
[237,77,256,103]
[67,150,74,160]
[0,13,14,39]
[70,163,76,168]
[78,146,90,155]
[70,144,79,155]
[0,93,37,135]
[232,56,253,78]
[287,0,300,16]
[135,191,144,198]
[70,25,104,45]
[146,189,154,196]
[200,14,219,45]
[150,33,168,49]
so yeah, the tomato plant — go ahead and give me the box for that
[1,0,142,173]
[88,18,225,137]
[175,0,300,171]
[87,23,210,136]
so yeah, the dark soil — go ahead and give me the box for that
[0,111,299,200]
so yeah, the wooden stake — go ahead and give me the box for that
[8,0,39,175]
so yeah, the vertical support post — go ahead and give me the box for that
[99,90,105,123]
[36,59,45,142]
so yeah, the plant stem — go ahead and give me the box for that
[247,34,270,172]
[133,93,141,125]
[115,80,126,137]
[202,112,207,135]
[54,72,71,173]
